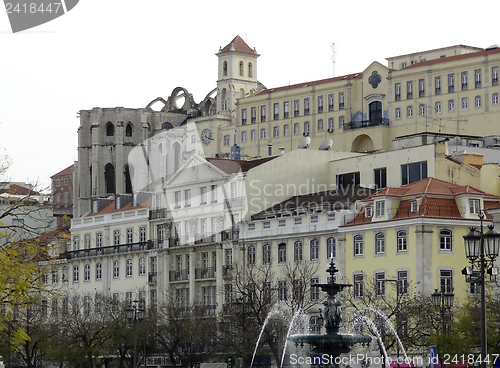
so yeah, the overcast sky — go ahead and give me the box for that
[1,0,498,189]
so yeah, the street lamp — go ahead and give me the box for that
[463,211,500,368]
[126,300,145,368]
[431,289,454,368]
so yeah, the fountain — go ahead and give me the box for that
[287,259,372,358]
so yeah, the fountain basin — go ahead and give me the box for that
[288,333,372,356]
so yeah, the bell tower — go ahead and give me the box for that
[216,36,260,118]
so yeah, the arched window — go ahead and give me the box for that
[278,243,286,263]
[327,237,336,258]
[304,121,310,133]
[273,126,279,137]
[318,119,324,131]
[248,62,253,78]
[106,122,115,136]
[248,245,256,265]
[397,230,407,252]
[223,61,228,76]
[239,61,244,76]
[124,165,132,194]
[173,143,181,172]
[294,123,299,135]
[375,233,385,254]
[126,259,133,277]
[294,241,303,262]
[113,260,119,278]
[263,244,271,265]
[104,163,115,195]
[125,123,133,137]
[354,235,364,256]
[310,239,319,260]
[439,229,452,251]
[369,101,382,125]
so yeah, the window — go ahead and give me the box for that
[375,200,385,217]
[419,79,425,97]
[64,192,68,205]
[73,266,79,283]
[318,96,324,113]
[84,234,91,249]
[293,123,299,135]
[493,93,499,105]
[279,219,286,227]
[375,233,385,254]
[278,243,287,263]
[284,101,289,118]
[354,235,364,256]
[395,107,401,119]
[411,201,418,213]
[475,95,482,108]
[469,270,481,295]
[375,272,386,296]
[407,105,413,117]
[294,217,302,225]
[328,94,334,111]
[185,189,191,207]
[251,107,256,123]
[328,118,334,130]
[339,116,345,128]
[395,83,401,101]
[239,61,244,76]
[435,101,442,114]
[374,167,387,189]
[273,126,279,137]
[96,263,102,280]
[55,178,60,186]
[401,161,428,185]
[139,257,146,275]
[304,98,310,115]
[283,124,289,136]
[251,130,256,140]
[106,122,115,136]
[440,270,453,293]
[263,221,270,229]
[127,228,133,244]
[461,71,468,90]
[248,245,256,265]
[448,99,455,112]
[113,260,120,278]
[278,280,287,301]
[398,271,408,295]
[475,69,481,88]
[51,269,58,284]
[406,81,413,99]
[327,237,336,258]
[114,230,120,245]
[174,191,181,208]
[493,66,499,86]
[397,230,407,252]
[469,198,480,215]
[439,229,452,251]
[223,135,230,146]
[122,259,132,277]
[294,241,303,262]
[419,104,425,116]
[435,76,441,95]
[200,187,208,205]
[354,274,363,298]
[448,74,455,92]
[294,99,299,117]
[337,171,360,188]
[273,103,279,120]
[310,239,319,260]
[223,61,227,76]
[84,264,90,282]
[365,206,372,218]
[248,62,253,77]
[260,128,266,139]
[260,105,266,122]
[339,92,344,109]
[55,193,60,204]
[304,121,310,133]
[225,248,232,266]
[310,278,319,301]
[400,62,407,69]
[263,244,271,265]
[461,97,468,110]
[317,119,324,131]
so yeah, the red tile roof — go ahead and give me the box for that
[0,183,40,196]
[51,164,74,178]
[257,73,363,95]
[400,47,500,70]
[89,196,152,216]
[218,35,257,56]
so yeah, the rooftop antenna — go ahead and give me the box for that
[331,43,336,77]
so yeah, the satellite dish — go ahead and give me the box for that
[298,137,311,149]
[319,139,333,151]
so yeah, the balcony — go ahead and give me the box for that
[148,272,157,284]
[448,86,454,93]
[67,241,152,259]
[224,196,245,209]
[169,269,189,282]
[343,118,389,131]
[419,90,425,97]
[194,305,217,316]
[149,209,168,220]
[195,267,215,279]
[223,265,233,278]
[435,87,441,95]
[395,94,401,101]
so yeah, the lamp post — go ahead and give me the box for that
[7,316,18,368]
[431,289,454,368]
[463,211,500,368]
[126,300,145,368]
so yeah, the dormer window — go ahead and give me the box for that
[365,207,372,218]
[375,200,385,217]
[469,198,480,215]
[411,201,418,213]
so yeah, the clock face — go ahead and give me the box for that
[201,129,211,145]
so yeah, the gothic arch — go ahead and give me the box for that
[351,134,375,153]
[104,163,116,194]
[125,122,133,137]
[106,122,115,137]
[161,122,174,130]
[124,164,133,194]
